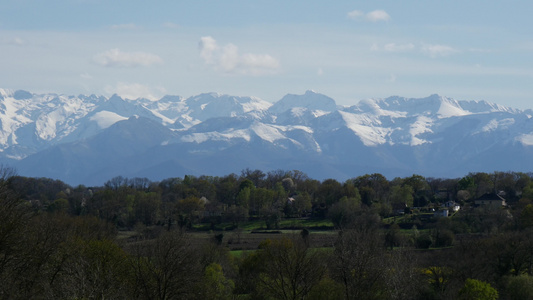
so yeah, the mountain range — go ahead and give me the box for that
[0,88,532,186]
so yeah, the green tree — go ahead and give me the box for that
[470,172,493,198]
[493,171,519,200]
[200,263,235,300]
[523,182,533,201]
[235,186,251,209]
[224,204,249,228]
[48,197,69,214]
[249,187,275,216]
[505,274,533,300]
[316,179,343,207]
[235,250,267,299]
[239,178,255,192]
[404,174,429,194]
[358,186,377,207]
[215,174,238,205]
[390,184,414,207]
[240,168,266,187]
[176,196,205,227]
[307,276,344,300]
[328,196,361,229]
[457,278,498,300]
[293,192,312,216]
[385,223,402,250]
[191,176,217,201]
[351,173,390,203]
[520,204,533,229]
[458,176,475,191]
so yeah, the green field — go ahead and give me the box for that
[193,218,334,232]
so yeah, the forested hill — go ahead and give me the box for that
[3,167,533,298]
[8,169,533,227]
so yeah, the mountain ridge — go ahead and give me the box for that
[0,88,532,185]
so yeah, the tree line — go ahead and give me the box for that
[10,168,533,229]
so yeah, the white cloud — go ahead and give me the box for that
[110,23,140,30]
[105,82,166,100]
[199,36,280,76]
[370,43,415,53]
[199,36,218,64]
[317,68,323,76]
[348,9,390,22]
[347,10,364,19]
[422,44,459,58]
[242,53,280,71]
[92,48,163,67]
[383,43,415,52]
[219,43,240,72]
[366,10,391,22]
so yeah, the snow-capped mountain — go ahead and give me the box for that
[1,88,532,185]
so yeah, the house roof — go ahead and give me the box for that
[475,192,506,202]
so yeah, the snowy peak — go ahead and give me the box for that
[89,111,128,129]
[337,94,527,147]
[185,93,271,122]
[1,88,532,185]
[0,89,10,98]
[268,90,337,114]
[458,99,518,114]
[336,110,391,147]
[100,94,132,113]
[355,94,520,119]
[354,94,470,118]
[139,95,187,126]
[432,95,471,118]
[0,89,31,100]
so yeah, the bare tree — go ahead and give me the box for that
[258,235,326,300]
[128,229,201,299]
[332,227,387,300]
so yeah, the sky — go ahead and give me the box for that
[1,0,533,109]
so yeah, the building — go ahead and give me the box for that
[474,192,507,208]
[444,201,461,212]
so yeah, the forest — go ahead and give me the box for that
[2,167,533,299]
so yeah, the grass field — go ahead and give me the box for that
[193,218,334,232]
[117,213,451,257]
[192,218,336,250]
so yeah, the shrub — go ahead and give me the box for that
[416,233,433,249]
[458,278,498,300]
[504,275,533,300]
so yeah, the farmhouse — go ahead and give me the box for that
[474,192,507,208]
[444,201,461,212]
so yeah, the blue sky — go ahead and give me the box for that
[1,1,533,108]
